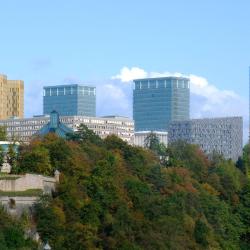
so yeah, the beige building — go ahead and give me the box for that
[0,74,24,120]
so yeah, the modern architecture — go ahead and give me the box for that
[133,76,190,132]
[43,84,96,116]
[37,111,73,138]
[168,117,243,161]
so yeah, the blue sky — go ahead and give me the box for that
[0,1,249,139]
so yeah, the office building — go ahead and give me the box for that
[168,117,243,161]
[43,84,96,116]
[0,74,24,119]
[133,76,190,132]
[0,115,134,144]
[134,131,168,148]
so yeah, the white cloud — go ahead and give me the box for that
[96,81,132,117]
[111,67,148,82]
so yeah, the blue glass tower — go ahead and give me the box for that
[133,77,190,131]
[43,84,96,116]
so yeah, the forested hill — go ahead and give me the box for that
[2,125,250,249]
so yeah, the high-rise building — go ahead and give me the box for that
[0,74,24,120]
[133,77,190,132]
[43,84,96,116]
[168,117,243,161]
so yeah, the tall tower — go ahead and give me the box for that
[43,84,96,117]
[133,76,190,131]
[0,74,24,120]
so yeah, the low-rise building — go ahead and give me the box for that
[168,117,243,161]
[134,131,168,148]
[0,114,134,144]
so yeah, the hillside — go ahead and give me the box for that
[1,125,250,249]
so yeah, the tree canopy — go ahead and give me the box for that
[4,128,250,249]
[0,126,7,141]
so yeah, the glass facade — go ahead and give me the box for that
[43,84,96,116]
[133,77,190,131]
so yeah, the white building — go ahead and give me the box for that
[0,115,134,144]
[134,131,168,148]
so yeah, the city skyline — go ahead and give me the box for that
[0,1,249,141]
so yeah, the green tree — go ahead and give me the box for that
[6,143,17,171]
[238,181,250,249]
[0,146,5,167]
[194,219,209,247]
[242,144,250,178]
[67,124,103,146]
[16,146,52,175]
[0,207,37,249]
[0,126,7,141]
[144,132,160,152]
[168,140,209,181]
[30,130,248,249]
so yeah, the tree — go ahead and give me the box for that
[238,181,250,248]
[168,140,209,181]
[144,132,170,166]
[0,207,37,249]
[194,219,209,247]
[67,124,103,145]
[0,146,5,167]
[16,146,52,175]
[6,143,17,171]
[0,126,7,141]
[242,144,250,178]
[144,132,160,152]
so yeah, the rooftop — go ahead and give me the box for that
[134,76,189,82]
[43,83,95,89]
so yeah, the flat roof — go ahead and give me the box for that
[0,115,134,123]
[43,84,95,89]
[170,116,243,123]
[101,115,131,120]
[134,76,189,81]
[135,131,168,135]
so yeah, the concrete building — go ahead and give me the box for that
[168,117,243,161]
[134,131,168,148]
[43,84,96,116]
[133,77,190,132]
[0,115,134,144]
[0,74,24,119]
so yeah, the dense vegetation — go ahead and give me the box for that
[2,125,250,249]
[0,208,37,250]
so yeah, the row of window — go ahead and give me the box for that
[44,87,96,96]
